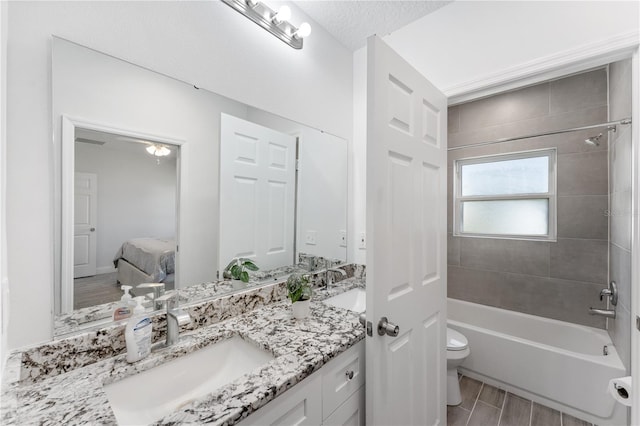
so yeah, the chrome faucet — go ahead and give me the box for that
[589,308,616,319]
[325,263,347,288]
[589,281,618,319]
[136,282,166,310]
[156,291,191,346]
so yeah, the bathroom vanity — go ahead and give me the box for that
[1,276,365,425]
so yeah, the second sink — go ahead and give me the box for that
[323,288,366,313]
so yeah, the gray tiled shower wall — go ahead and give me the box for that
[447,68,611,329]
[608,58,633,373]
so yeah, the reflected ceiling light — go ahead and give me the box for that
[221,0,310,49]
[146,144,171,157]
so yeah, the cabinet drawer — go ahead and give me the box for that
[322,385,365,426]
[238,372,322,426]
[322,340,365,420]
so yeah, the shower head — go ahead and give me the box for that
[584,133,603,146]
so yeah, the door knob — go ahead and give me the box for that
[377,317,399,337]
[90,227,96,232]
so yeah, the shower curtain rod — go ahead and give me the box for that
[447,118,632,151]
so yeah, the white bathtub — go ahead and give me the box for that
[447,298,627,426]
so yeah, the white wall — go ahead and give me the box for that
[351,48,367,266]
[0,0,8,376]
[75,143,177,274]
[5,1,352,349]
[296,128,348,261]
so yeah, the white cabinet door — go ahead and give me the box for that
[220,113,297,272]
[323,386,365,426]
[238,372,322,426]
[365,35,448,426]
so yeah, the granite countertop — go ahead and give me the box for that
[2,279,365,425]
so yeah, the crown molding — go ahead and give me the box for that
[445,30,640,105]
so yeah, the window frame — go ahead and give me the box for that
[453,148,557,241]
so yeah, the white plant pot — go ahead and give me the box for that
[230,279,247,290]
[292,299,310,319]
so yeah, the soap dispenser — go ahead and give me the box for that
[125,296,153,363]
[113,285,134,320]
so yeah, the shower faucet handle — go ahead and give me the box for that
[599,288,612,300]
[599,281,618,306]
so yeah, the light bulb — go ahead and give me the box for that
[156,146,171,156]
[293,22,311,39]
[146,144,171,157]
[272,5,291,24]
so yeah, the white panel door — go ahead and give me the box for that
[365,36,448,426]
[220,114,296,272]
[74,172,97,278]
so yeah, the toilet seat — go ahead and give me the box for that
[447,328,468,351]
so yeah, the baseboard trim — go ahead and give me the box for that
[96,266,117,275]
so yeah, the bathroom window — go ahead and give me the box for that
[454,149,557,240]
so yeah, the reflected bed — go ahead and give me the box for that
[113,238,175,290]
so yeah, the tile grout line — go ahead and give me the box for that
[497,391,508,426]
[528,400,533,426]
[465,381,484,426]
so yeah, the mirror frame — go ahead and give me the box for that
[60,115,184,313]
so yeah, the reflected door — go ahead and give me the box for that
[365,36,448,425]
[74,172,97,278]
[220,114,296,272]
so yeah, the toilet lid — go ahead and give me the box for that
[447,328,468,351]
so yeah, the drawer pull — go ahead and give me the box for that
[345,370,354,380]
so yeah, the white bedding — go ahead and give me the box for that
[113,238,175,282]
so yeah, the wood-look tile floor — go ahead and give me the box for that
[74,272,121,309]
[447,376,594,426]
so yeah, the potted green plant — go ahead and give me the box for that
[287,273,312,319]
[225,258,259,289]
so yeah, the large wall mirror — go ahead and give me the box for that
[52,38,348,335]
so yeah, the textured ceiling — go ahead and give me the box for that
[294,1,453,51]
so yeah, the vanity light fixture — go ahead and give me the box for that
[146,144,171,157]
[221,0,311,49]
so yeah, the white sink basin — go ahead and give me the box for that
[323,288,366,313]
[104,336,274,425]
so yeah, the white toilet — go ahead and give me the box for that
[446,327,470,406]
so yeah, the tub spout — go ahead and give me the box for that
[588,307,616,319]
